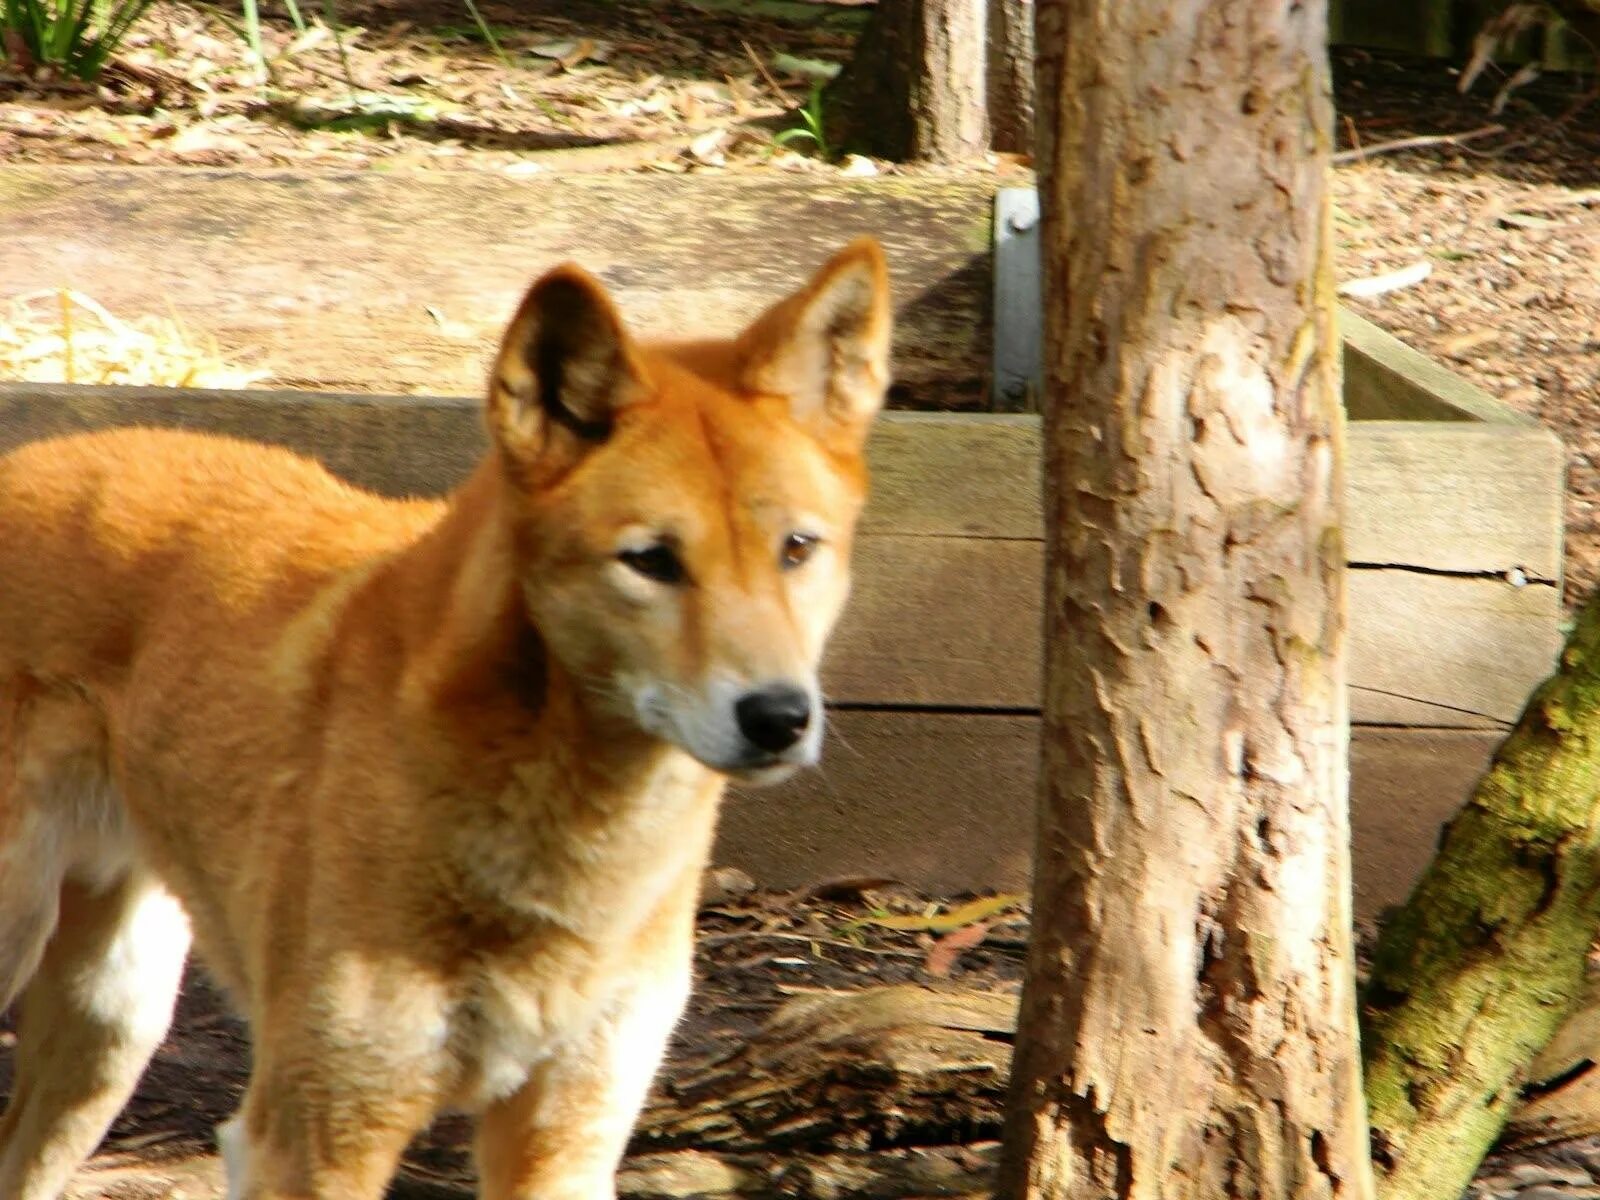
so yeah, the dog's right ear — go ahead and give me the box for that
[486,265,650,479]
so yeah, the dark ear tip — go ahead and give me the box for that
[526,263,611,310]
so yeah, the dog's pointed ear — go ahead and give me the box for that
[487,265,650,477]
[739,238,891,453]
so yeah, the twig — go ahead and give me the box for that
[741,39,791,107]
[700,930,924,958]
[1332,123,1505,165]
[1515,188,1600,211]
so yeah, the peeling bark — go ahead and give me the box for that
[1362,593,1600,1200]
[996,4,1373,1199]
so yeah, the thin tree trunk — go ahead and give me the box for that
[824,0,987,163]
[996,3,1373,1199]
[986,0,1033,154]
[1361,596,1600,1200]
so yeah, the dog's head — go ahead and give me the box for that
[484,239,891,784]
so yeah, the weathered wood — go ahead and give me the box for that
[719,710,1039,896]
[1349,571,1562,728]
[0,389,1563,721]
[1347,729,1504,917]
[1346,422,1564,578]
[828,536,1040,707]
[724,700,1503,924]
[1341,309,1532,425]
[0,167,993,409]
[638,987,1015,1151]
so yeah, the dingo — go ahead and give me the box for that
[0,238,891,1200]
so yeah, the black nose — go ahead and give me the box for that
[735,685,812,754]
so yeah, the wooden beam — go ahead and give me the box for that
[723,713,1504,922]
[0,391,1564,724]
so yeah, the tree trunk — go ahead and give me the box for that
[1361,595,1600,1200]
[996,4,1373,1200]
[824,0,987,163]
[986,0,1033,154]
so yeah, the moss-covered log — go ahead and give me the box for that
[1362,594,1600,1199]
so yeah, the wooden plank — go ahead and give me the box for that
[1346,422,1564,579]
[1347,728,1503,919]
[0,167,993,409]
[858,413,1040,539]
[0,394,1562,578]
[1341,309,1532,425]
[1348,571,1562,728]
[0,384,486,499]
[720,711,1039,896]
[720,712,1499,922]
[0,392,1563,720]
[828,537,1041,707]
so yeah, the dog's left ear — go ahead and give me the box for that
[738,237,892,453]
[487,264,650,479]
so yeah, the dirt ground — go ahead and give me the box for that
[1,881,1027,1198]
[6,2,1600,1196]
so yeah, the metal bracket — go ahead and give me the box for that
[992,187,1042,413]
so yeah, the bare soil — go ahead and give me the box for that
[1,882,1027,1198]
[5,4,1600,1196]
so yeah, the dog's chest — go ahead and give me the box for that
[446,967,565,1109]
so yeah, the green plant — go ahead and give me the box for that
[0,0,155,79]
[773,82,832,160]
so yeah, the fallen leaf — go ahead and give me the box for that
[769,51,842,81]
[1336,261,1432,299]
[1440,328,1498,358]
[925,920,992,978]
[1499,211,1559,231]
[687,127,727,164]
[854,893,1025,933]
[558,38,598,72]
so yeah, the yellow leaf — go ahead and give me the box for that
[854,893,1025,933]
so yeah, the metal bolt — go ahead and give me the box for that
[1008,210,1038,234]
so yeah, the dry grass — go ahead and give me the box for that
[0,290,265,388]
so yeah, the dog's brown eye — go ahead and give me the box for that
[619,544,686,585]
[781,533,819,570]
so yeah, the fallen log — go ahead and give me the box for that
[638,985,1016,1153]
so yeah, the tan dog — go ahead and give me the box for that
[0,238,891,1200]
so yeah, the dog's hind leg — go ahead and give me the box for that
[0,678,193,1200]
[0,873,190,1200]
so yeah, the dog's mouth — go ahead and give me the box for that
[722,755,806,787]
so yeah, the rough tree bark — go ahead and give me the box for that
[996,3,1374,1199]
[1361,596,1600,1200]
[823,0,987,163]
[987,0,1034,154]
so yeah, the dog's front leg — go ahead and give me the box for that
[221,1044,443,1200]
[475,970,690,1200]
